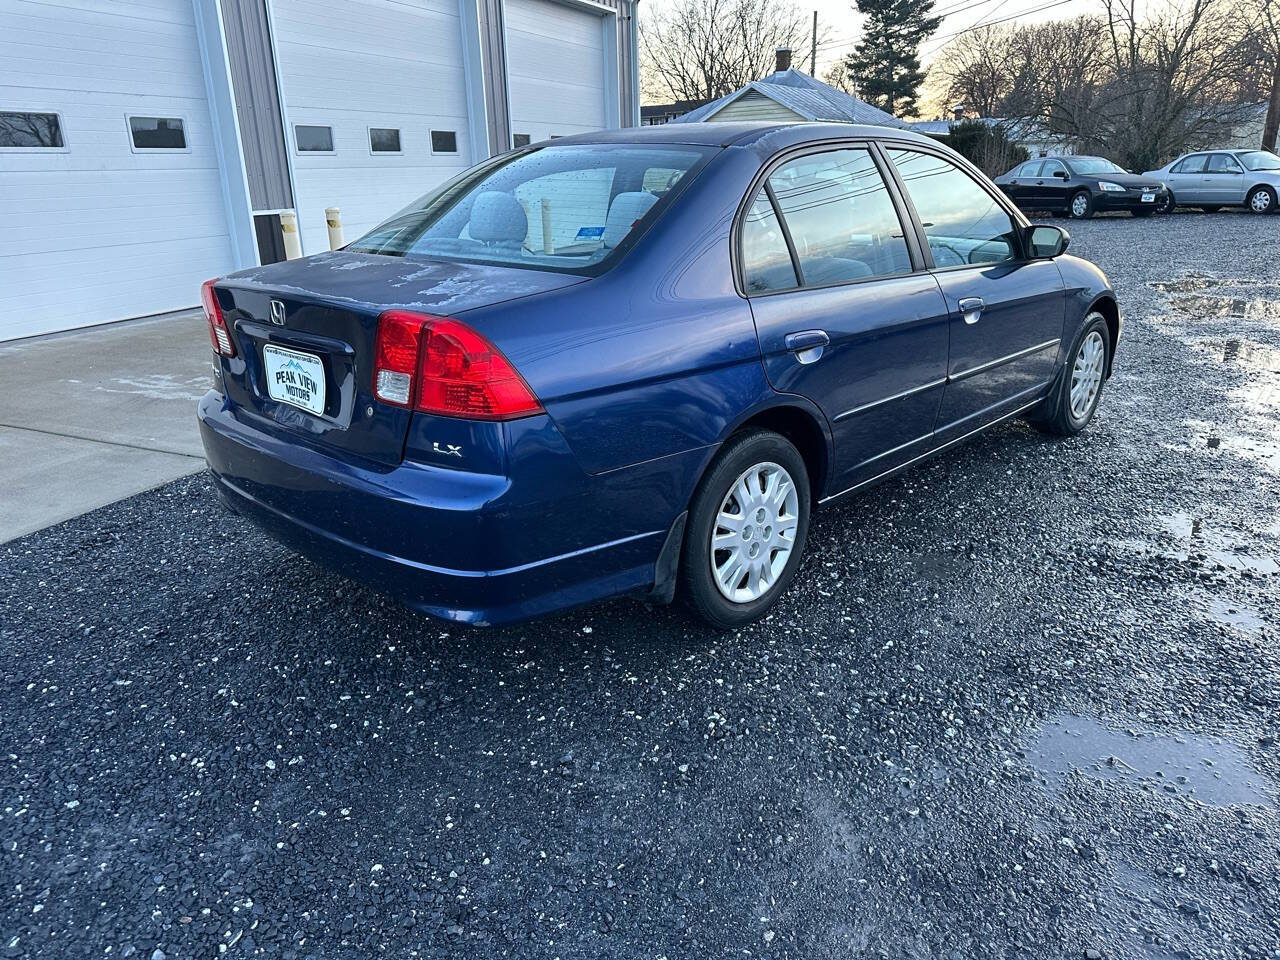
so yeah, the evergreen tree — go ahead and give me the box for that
[843,0,941,117]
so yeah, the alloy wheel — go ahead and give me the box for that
[1249,188,1274,213]
[711,461,799,603]
[1070,330,1106,421]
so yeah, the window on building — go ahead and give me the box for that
[0,111,64,148]
[765,147,913,285]
[128,116,186,150]
[369,127,401,153]
[431,130,458,154]
[295,124,334,153]
[513,133,531,148]
[887,148,1019,268]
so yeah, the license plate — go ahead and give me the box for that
[1141,192,1155,202]
[263,343,326,415]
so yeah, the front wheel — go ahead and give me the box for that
[680,429,811,629]
[1247,185,1276,214]
[1068,190,1094,219]
[1028,313,1111,437]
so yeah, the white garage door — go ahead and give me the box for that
[506,0,607,145]
[0,0,236,341]
[271,0,473,256]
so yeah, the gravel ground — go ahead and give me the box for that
[3,209,1280,960]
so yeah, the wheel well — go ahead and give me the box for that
[733,405,829,501]
[1249,182,1277,199]
[1090,295,1120,377]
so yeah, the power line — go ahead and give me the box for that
[923,0,1078,51]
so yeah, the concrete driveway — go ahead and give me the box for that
[0,311,208,542]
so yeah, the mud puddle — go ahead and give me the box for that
[1027,713,1273,806]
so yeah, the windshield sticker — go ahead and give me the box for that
[575,226,605,239]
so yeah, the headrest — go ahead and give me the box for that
[469,191,527,245]
[604,192,659,248]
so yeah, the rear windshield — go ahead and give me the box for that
[1238,150,1280,171]
[348,144,715,275]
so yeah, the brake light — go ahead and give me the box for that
[372,310,425,406]
[372,311,542,420]
[201,279,235,357]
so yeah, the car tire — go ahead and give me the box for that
[1247,185,1276,214]
[1155,192,1176,214]
[679,429,811,629]
[1068,190,1094,219]
[1027,313,1111,437]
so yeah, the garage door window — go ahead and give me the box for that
[0,111,65,149]
[295,125,334,153]
[128,117,187,151]
[431,130,458,155]
[369,128,401,154]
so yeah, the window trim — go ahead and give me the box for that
[731,138,929,299]
[874,139,1030,274]
[429,129,459,155]
[367,126,403,156]
[124,114,191,154]
[0,108,69,152]
[293,123,335,155]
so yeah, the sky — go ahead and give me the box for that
[641,0,1101,82]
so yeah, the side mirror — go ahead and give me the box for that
[1026,224,1070,259]
[1053,170,1069,180]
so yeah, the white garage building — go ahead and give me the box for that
[0,0,640,341]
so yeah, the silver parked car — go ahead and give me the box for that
[1143,149,1280,214]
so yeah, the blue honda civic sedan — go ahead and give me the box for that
[198,123,1119,628]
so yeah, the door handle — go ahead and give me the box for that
[784,329,829,364]
[958,297,984,325]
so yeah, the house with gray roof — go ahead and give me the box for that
[672,49,910,129]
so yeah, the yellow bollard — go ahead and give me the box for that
[279,210,303,260]
[541,200,553,254]
[325,206,345,250]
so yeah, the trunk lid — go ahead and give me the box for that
[215,251,584,466]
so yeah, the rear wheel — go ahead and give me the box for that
[1068,190,1094,219]
[1028,313,1111,437]
[1247,185,1276,214]
[680,429,811,629]
[1155,192,1176,214]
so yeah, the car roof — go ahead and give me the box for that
[539,121,940,150]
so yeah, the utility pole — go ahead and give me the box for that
[811,11,818,75]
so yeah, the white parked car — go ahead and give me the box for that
[1143,149,1280,214]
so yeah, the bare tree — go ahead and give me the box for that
[639,0,826,103]
[928,0,1264,169]
[1231,0,1280,149]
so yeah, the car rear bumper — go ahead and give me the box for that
[198,392,673,625]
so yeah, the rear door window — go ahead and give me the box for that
[1173,154,1207,174]
[764,147,913,286]
[740,194,798,293]
[886,148,1019,267]
[1017,161,1043,177]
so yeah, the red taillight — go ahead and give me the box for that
[201,279,235,357]
[372,310,426,407]
[372,311,542,420]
